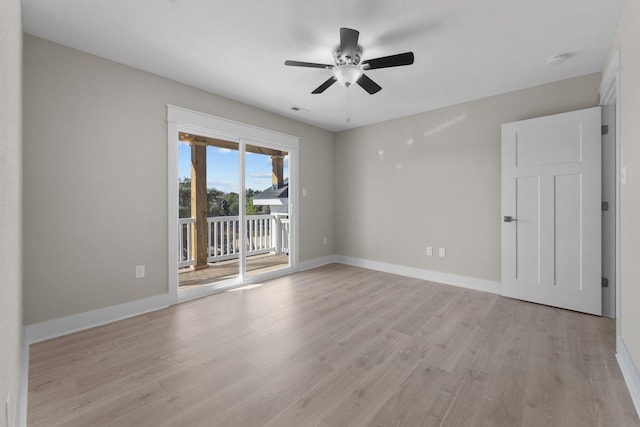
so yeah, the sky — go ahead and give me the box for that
[178,142,289,194]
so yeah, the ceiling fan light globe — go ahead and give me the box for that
[333,65,363,87]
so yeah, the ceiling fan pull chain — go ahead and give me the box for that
[346,89,351,124]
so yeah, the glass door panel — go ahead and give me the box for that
[243,143,290,279]
[177,133,240,289]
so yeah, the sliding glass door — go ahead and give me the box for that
[243,143,291,280]
[174,132,295,300]
[169,106,298,301]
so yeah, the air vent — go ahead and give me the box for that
[546,53,571,65]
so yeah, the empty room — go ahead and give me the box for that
[3,0,640,426]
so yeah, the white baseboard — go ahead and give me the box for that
[617,337,640,418]
[335,255,501,295]
[24,293,173,344]
[23,256,340,345]
[296,255,338,272]
[22,256,496,346]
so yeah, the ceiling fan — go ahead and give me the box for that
[285,27,414,95]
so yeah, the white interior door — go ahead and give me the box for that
[501,107,602,315]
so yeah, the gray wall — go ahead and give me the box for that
[23,35,335,325]
[334,73,601,282]
[608,0,640,383]
[0,0,23,424]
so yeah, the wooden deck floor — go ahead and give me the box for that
[27,264,640,426]
[179,253,289,287]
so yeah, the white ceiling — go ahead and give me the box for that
[22,0,623,132]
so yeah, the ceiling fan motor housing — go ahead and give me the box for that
[334,46,362,66]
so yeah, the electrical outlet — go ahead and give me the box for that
[135,265,145,278]
[439,248,446,258]
[426,246,433,256]
[302,188,307,197]
[323,236,328,245]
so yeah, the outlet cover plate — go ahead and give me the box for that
[136,265,145,278]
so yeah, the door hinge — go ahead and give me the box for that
[602,201,609,211]
[602,277,609,287]
[602,125,609,135]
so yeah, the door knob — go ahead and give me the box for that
[503,216,516,222]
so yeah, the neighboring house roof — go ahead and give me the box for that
[253,185,288,200]
[252,179,288,206]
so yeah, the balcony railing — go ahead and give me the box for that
[179,214,289,268]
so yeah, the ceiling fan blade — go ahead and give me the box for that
[339,28,360,55]
[285,60,333,69]
[312,77,337,94]
[357,74,382,95]
[362,52,414,70]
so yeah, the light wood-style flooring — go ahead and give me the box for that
[27,264,640,426]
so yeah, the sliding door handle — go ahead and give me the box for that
[503,216,516,222]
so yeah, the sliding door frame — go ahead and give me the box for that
[167,105,299,304]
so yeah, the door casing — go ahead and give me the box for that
[167,105,299,304]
